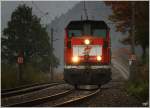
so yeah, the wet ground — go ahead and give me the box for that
[77,63,144,107]
[85,81,142,107]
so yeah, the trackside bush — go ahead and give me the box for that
[126,80,149,101]
[1,63,50,89]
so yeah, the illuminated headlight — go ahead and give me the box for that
[72,56,79,63]
[97,56,102,61]
[84,39,90,45]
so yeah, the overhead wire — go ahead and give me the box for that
[32,1,57,26]
[30,1,148,27]
[32,1,45,16]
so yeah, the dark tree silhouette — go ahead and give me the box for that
[2,4,59,72]
[105,1,149,59]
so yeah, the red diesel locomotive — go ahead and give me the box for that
[64,20,112,88]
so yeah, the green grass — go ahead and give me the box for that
[23,63,50,84]
[1,64,18,89]
[1,63,50,89]
[126,80,149,102]
[125,56,149,102]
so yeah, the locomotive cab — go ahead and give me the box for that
[64,20,112,87]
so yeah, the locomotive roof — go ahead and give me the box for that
[66,20,109,29]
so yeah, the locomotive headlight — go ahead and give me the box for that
[72,56,79,63]
[97,56,102,61]
[84,39,90,45]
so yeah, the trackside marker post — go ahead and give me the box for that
[17,57,24,64]
[17,52,24,84]
[128,54,136,65]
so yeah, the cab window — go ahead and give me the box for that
[93,29,106,38]
[84,24,91,35]
[68,30,82,37]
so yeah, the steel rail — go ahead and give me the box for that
[2,81,65,93]
[54,89,100,107]
[5,89,73,107]
[2,82,64,98]
[2,82,50,93]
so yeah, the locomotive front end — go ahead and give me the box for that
[64,20,112,87]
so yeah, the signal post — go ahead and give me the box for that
[17,51,24,84]
[129,1,136,81]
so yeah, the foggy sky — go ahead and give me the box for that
[1,1,129,72]
[1,1,142,72]
[1,1,79,30]
[47,1,130,71]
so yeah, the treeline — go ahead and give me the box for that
[105,1,149,102]
[105,1,149,60]
[1,4,59,89]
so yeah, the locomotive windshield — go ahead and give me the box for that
[67,20,108,38]
[68,30,82,37]
[92,29,106,38]
[83,23,91,35]
[68,28,106,38]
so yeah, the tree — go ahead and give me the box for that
[105,1,149,59]
[2,4,59,72]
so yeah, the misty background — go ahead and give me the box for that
[1,1,142,72]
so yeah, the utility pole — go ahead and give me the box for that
[131,1,135,54]
[129,1,136,81]
[50,28,53,82]
[17,50,24,85]
[49,28,59,82]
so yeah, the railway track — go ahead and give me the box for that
[2,83,71,107]
[1,82,64,98]
[3,82,100,107]
[7,89,73,107]
[6,89,100,107]
[52,81,123,107]
[53,89,100,107]
[1,82,52,93]
[2,80,124,107]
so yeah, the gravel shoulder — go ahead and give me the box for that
[83,81,143,107]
